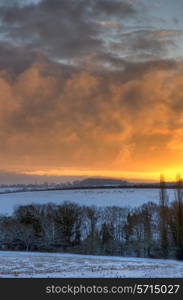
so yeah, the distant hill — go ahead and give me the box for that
[71,177,128,187]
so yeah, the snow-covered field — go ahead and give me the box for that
[0,188,177,216]
[0,251,183,278]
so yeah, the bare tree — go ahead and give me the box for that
[159,175,169,258]
[171,175,183,259]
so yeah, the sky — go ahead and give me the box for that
[0,0,183,183]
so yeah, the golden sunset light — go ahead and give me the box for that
[0,0,183,183]
[23,169,180,182]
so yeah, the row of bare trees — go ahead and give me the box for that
[0,178,183,259]
[0,203,129,254]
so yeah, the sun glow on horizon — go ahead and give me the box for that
[22,168,183,182]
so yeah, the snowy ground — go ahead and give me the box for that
[0,251,183,278]
[0,188,177,216]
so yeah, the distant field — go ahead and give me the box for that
[0,188,176,216]
[0,251,183,278]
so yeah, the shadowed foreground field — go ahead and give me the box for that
[0,251,183,278]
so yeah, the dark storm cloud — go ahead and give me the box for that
[0,0,136,62]
[0,41,41,75]
[0,0,180,71]
[91,0,135,17]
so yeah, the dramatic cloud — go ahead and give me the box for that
[0,0,181,72]
[0,0,183,182]
[0,60,183,178]
[0,0,135,64]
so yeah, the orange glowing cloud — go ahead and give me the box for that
[0,60,183,181]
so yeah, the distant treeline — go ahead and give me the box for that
[0,176,183,260]
[0,183,181,197]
